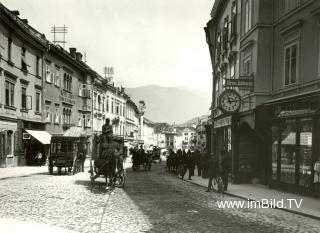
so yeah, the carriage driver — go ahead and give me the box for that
[102,118,113,143]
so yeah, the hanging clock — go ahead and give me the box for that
[218,89,241,114]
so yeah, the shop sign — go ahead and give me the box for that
[225,78,254,89]
[214,116,232,128]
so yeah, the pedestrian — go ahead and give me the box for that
[206,153,218,192]
[201,150,209,178]
[195,149,202,176]
[221,150,231,191]
[187,149,195,180]
[35,151,42,167]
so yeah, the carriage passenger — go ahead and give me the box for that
[102,118,113,143]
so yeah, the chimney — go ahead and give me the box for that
[76,52,82,62]
[69,48,76,58]
[11,10,20,16]
[21,19,28,24]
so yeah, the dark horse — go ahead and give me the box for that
[91,135,123,190]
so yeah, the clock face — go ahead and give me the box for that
[218,90,241,113]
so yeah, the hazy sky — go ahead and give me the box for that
[2,0,214,93]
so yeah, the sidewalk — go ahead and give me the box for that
[0,159,93,180]
[0,158,131,180]
[182,169,320,220]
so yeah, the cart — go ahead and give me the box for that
[49,136,86,175]
[90,134,126,189]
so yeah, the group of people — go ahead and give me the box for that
[166,148,231,192]
[130,146,153,170]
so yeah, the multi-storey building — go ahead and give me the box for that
[92,81,126,136]
[206,0,320,196]
[125,98,140,143]
[43,46,94,138]
[0,4,48,167]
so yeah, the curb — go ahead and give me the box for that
[0,165,91,181]
[178,174,320,221]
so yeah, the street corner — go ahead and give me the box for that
[0,218,78,233]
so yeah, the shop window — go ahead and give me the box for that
[6,130,13,155]
[280,119,296,184]
[299,118,313,188]
[284,43,298,86]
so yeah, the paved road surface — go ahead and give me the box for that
[0,162,319,233]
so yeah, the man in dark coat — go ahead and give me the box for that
[221,150,231,191]
[206,153,218,192]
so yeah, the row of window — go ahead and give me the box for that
[5,80,41,112]
[94,94,125,116]
[5,37,41,76]
[45,62,72,92]
[45,107,71,125]
[78,114,91,128]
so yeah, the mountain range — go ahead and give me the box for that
[125,85,211,124]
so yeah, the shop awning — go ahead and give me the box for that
[25,130,51,145]
[63,126,89,137]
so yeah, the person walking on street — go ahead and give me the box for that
[187,149,195,180]
[35,151,42,167]
[221,150,231,191]
[180,149,188,179]
[195,149,202,176]
[206,153,218,192]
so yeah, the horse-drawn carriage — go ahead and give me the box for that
[49,136,87,175]
[131,147,152,171]
[90,134,126,189]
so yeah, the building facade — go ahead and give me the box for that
[125,98,140,143]
[0,2,144,168]
[0,5,47,167]
[206,0,320,196]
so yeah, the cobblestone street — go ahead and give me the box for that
[0,163,319,233]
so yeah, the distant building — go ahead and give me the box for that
[125,98,140,143]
